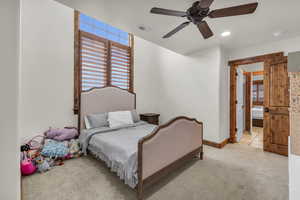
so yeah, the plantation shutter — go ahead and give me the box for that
[80,31,108,91]
[74,11,134,114]
[110,42,132,91]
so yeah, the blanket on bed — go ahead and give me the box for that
[79,122,157,188]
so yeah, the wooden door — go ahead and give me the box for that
[236,68,245,142]
[264,57,290,156]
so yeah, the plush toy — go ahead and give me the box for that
[35,156,52,173]
[44,127,78,141]
[69,139,80,155]
[41,140,69,158]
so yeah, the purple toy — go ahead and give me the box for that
[44,127,78,141]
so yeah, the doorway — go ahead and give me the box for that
[229,52,290,156]
[236,63,264,149]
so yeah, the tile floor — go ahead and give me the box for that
[240,127,263,149]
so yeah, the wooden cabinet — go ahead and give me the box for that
[140,113,160,125]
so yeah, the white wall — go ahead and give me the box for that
[289,138,300,200]
[219,48,230,142]
[135,37,227,142]
[0,1,21,200]
[150,43,223,142]
[20,0,77,140]
[290,154,300,200]
[134,37,161,115]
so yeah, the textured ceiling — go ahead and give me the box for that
[55,0,300,55]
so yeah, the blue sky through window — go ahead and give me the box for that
[80,13,129,46]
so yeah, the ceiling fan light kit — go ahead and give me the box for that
[150,0,258,39]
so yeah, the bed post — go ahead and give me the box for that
[200,124,204,160]
[137,183,143,200]
[200,146,204,160]
[137,139,144,200]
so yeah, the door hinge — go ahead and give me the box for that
[235,100,238,104]
[235,72,238,76]
[235,128,238,132]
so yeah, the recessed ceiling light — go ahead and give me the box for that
[221,31,231,37]
[273,31,282,37]
[138,25,151,32]
[138,26,146,31]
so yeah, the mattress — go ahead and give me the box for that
[252,106,264,119]
[80,122,157,188]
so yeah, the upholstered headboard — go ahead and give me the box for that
[79,87,136,130]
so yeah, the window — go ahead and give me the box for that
[80,13,130,46]
[74,11,134,113]
[252,80,264,105]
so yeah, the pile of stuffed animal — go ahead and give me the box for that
[21,127,82,175]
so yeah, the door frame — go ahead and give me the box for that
[228,52,284,143]
[244,72,252,132]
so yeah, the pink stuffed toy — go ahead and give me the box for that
[44,127,78,141]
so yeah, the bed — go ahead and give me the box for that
[252,106,264,127]
[78,86,203,200]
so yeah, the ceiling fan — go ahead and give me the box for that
[150,0,258,39]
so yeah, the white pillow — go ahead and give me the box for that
[108,111,134,128]
[84,116,92,129]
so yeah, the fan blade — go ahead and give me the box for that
[199,0,214,8]
[150,7,186,17]
[163,22,190,38]
[197,21,213,39]
[209,2,258,18]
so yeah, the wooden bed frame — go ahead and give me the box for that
[79,86,203,200]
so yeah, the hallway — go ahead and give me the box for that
[240,127,264,149]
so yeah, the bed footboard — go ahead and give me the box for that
[137,116,203,199]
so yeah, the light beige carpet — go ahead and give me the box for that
[22,144,288,200]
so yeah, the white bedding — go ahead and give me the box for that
[252,106,264,119]
[108,111,134,128]
[79,122,157,188]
